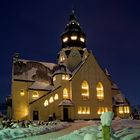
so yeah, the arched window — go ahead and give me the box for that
[44,100,48,107]
[32,91,39,99]
[49,97,54,103]
[54,94,59,100]
[63,88,69,99]
[96,82,104,100]
[81,81,89,100]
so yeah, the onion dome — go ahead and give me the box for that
[61,10,86,48]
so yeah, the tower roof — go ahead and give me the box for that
[61,10,86,48]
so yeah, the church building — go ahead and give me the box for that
[11,11,131,121]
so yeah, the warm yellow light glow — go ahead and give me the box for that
[81,81,89,100]
[80,37,85,42]
[119,106,124,114]
[97,107,108,115]
[63,88,69,99]
[71,36,77,40]
[44,100,48,107]
[60,55,65,61]
[20,89,25,96]
[49,97,54,103]
[119,106,130,114]
[78,106,90,114]
[63,37,68,42]
[53,76,56,81]
[32,91,39,99]
[54,94,59,100]
[96,82,104,100]
[62,75,69,80]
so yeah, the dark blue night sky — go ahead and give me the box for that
[0,0,140,105]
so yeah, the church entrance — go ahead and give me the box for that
[63,107,69,121]
[33,111,39,120]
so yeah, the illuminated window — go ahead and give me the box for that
[97,107,108,115]
[119,106,130,114]
[81,81,89,100]
[53,76,56,81]
[71,35,77,40]
[96,82,104,100]
[60,55,65,61]
[63,37,68,42]
[80,37,85,42]
[49,97,54,103]
[62,74,69,80]
[63,88,69,99]
[32,91,39,99]
[44,100,48,107]
[54,94,59,100]
[20,89,25,96]
[78,106,90,114]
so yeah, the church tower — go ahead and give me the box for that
[58,10,89,71]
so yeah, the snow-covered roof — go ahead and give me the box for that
[111,83,119,90]
[58,99,74,106]
[13,59,57,81]
[29,81,54,91]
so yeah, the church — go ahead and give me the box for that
[11,11,131,121]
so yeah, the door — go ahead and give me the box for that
[33,111,39,120]
[63,107,68,121]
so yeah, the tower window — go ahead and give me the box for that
[71,36,77,40]
[63,88,69,99]
[60,55,65,61]
[81,81,89,100]
[63,37,68,42]
[96,82,104,100]
[80,37,85,42]
[62,74,69,80]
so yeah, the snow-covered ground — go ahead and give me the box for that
[0,119,140,140]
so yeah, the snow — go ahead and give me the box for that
[0,118,140,140]
[29,81,53,90]
[58,99,74,106]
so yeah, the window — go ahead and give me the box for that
[63,88,69,99]
[53,76,56,81]
[119,106,130,114]
[20,89,25,96]
[44,100,48,107]
[81,81,89,100]
[60,55,65,61]
[63,37,68,42]
[62,74,69,80]
[71,35,77,40]
[54,94,59,100]
[78,106,90,114]
[96,82,104,100]
[97,107,108,115]
[32,91,39,99]
[80,37,85,42]
[49,97,54,103]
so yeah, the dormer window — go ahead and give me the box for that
[60,55,65,61]
[71,36,77,40]
[80,37,85,42]
[63,37,68,42]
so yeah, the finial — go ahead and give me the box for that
[69,8,77,21]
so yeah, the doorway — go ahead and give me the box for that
[63,107,68,121]
[33,111,39,120]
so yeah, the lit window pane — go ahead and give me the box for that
[54,94,59,100]
[63,37,68,42]
[80,37,85,42]
[44,100,48,107]
[71,36,77,40]
[49,97,54,103]
[32,91,39,99]
[96,82,104,100]
[20,89,25,96]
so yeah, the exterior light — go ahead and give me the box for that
[20,90,25,96]
[80,37,85,42]
[32,91,39,99]
[63,37,68,42]
[71,36,77,40]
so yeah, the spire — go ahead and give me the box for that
[69,9,77,21]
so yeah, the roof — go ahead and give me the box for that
[13,59,57,81]
[58,99,74,106]
[29,81,54,91]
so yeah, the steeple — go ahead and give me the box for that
[61,10,86,48]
